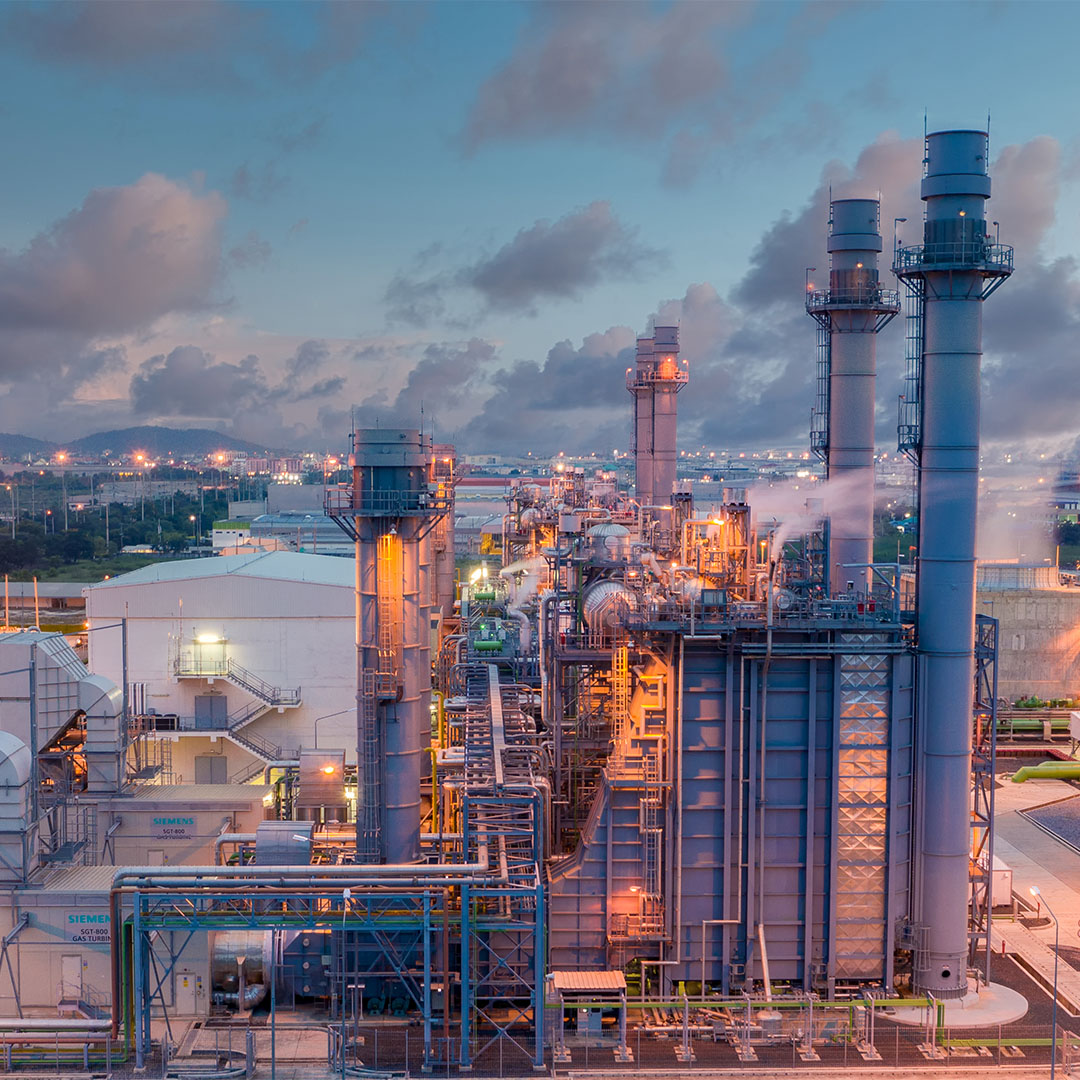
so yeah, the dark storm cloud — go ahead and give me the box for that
[463,327,636,454]
[351,339,497,432]
[386,202,663,326]
[465,202,661,314]
[131,346,269,418]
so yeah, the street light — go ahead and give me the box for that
[893,217,908,258]
[189,514,197,545]
[1031,885,1059,1079]
[313,708,353,749]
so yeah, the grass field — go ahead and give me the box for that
[7,554,180,583]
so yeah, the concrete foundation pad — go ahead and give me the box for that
[889,981,1028,1028]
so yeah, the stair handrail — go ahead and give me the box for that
[225,658,301,707]
[229,726,283,761]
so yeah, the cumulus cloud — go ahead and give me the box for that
[466,202,661,313]
[0,172,225,339]
[131,346,268,418]
[387,201,662,325]
[463,327,637,454]
[462,1,844,185]
[332,338,498,438]
[463,2,743,148]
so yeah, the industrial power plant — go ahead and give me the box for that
[5,127,1071,1076]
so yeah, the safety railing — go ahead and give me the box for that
[894,240,1014,274]
[324,485,451,518]
[172,652,300,707]
[626,366,689,388]
[806,286,900,311]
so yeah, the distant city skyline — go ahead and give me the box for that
[1,1,1078,458]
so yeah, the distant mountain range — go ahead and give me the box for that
[0,426,277,461]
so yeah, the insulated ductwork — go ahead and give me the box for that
[807,199,899,593]
[582,580,636,633]
[894,129,1012,998]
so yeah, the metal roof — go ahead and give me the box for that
[129,783,271,803]
[549,970,626,993]
[85,551,354,592]
[35,864,117,894]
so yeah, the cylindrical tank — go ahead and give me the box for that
[587,522,631,561]
[896,130,1011,998]
[582,580,637,632]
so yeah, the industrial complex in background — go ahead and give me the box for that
[5,128,1080,1078]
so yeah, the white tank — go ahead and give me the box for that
[586,522,631,561]
[582,580,636,632]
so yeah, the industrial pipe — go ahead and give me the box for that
[1011,763,1080,783]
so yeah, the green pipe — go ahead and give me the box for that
[1012,762,1080,782]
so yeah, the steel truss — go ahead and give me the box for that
[125,658,544,1074]
[969,613,998,982]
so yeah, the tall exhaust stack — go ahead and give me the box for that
[628,325,687,506]
[895,130,1012,998]
[327,429,450,864]
[807,200,899,593]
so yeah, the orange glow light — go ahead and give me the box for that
[321,764,336,775]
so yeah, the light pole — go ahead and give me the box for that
[1032,885,1059,1078]
[190,514,197,546]
[313,708,353,749]
[57,453,68,531]
[4,485,13,539]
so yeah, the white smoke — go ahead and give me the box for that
[748,472,869,560]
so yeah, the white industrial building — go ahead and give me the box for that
[84,551,357,784]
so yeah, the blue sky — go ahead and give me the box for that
[1,0,1078,456]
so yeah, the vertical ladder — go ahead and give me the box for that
[610,643,630,768]
[641,748,663,909]
[376,533,401,698]
[357,668,381,860]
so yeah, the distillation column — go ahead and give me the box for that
[807,200,899,592]
[895,131,1012,997]
[328,429,448,864]
[627,326,688,507]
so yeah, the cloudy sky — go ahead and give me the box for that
[1,0,1078,456]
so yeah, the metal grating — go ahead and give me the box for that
[834,637,890,979]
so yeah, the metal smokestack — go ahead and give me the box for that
[627,326,688,506]
[895,130,1012,998]
[807,199,899,593]
[630,336,655,507]
[326,429,450,864]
